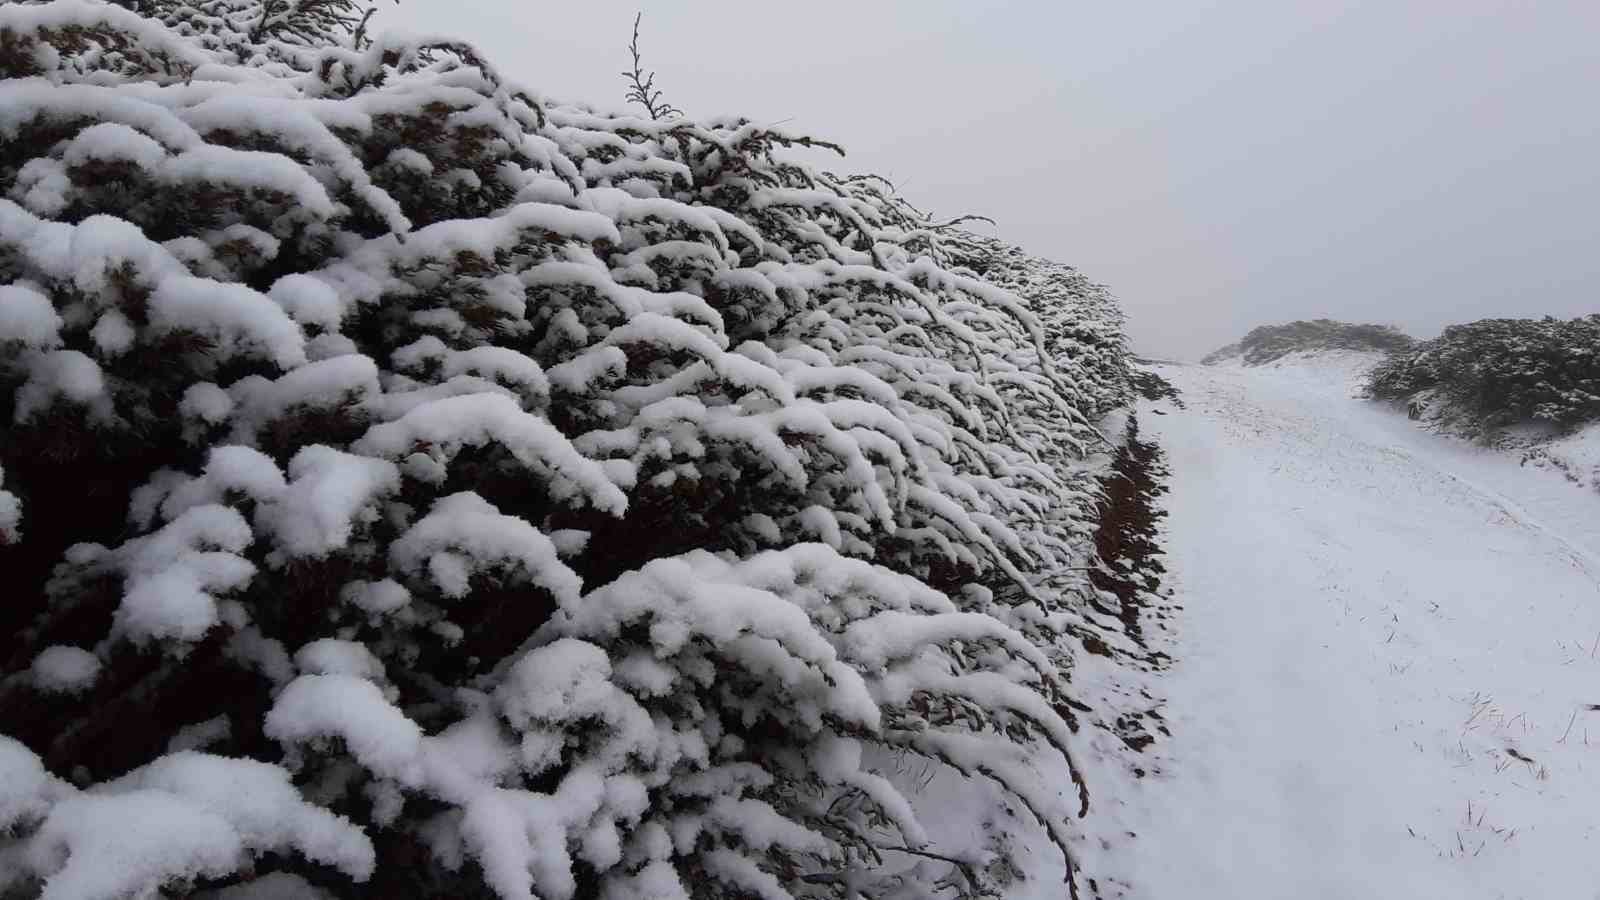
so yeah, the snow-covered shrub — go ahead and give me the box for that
[0,2,1127,897]
[1367,315,1600,434]
[1202,319,1414,366]
[951,233,1129,418]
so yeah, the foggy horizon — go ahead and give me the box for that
[384,0,1599,361]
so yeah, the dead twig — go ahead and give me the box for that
[1558,708,1579,743]
[621,13,681,120]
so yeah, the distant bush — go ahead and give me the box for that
[1202,319,1413,366]
[1367,316,1600,433]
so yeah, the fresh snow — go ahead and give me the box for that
[0,283,63,348]
[0,463,20,544]
[0,747,374,900]
[28,646,101,694]
[1534,423,1600,493]
[0,2,1126,895]
[1104,352,1600,897]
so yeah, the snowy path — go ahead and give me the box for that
[1113,358,1600,899]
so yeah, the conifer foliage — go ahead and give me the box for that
[0,3,1130,897]
[1202,319,1413,366]
[1367,315,1600,434]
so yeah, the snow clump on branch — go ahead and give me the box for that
[0,2,1129,897]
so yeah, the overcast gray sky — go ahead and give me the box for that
[384,1,1599,360]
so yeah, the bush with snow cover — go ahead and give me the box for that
[0,2,1128,897]
[1201,319,1413,366]
[1367,315,1600,434]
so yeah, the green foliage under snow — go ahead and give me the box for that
[0,2,1131,898]
[1202,319,1413,367]
[1367,315,1600,434]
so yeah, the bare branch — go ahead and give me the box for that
[621,11,680,120]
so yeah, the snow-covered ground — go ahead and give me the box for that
[1102,352,1600,898]
[1523,424,1600,495]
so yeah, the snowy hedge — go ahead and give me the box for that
[1202,319,1413,366]
[0,2,1128,897]
[1367,315,1600,434]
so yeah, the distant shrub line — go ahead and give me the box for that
[1367,315,1600,433]
[1202,319,1413,366]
